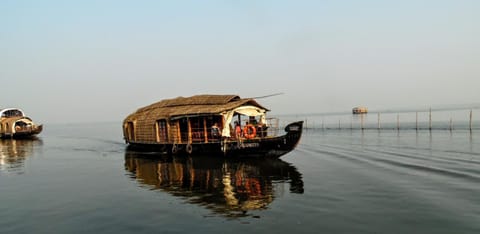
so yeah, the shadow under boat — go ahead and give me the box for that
[124,151,304,218]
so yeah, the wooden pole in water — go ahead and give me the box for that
[339,119,341,130]
[397,114,400,131]
[449,118,453,132]
[470,109,473,132]
[377,112,381,130]
[429,108,432,131]
[416,112,418,131]
[361,114,364,130]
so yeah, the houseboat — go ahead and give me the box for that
[123,94,303,157]
[352,106,368,114]
[0,108,43,138]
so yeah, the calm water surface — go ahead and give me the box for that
[1,122,479,233]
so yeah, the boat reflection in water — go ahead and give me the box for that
[0,138,42,174]
[124,151,304,217]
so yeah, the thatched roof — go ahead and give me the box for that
[125,94,269,122]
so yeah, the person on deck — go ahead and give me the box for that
[234,121,242,138]
[211,123,220,139]
[257,120,268,137]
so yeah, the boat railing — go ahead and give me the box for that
[265,118,280,137]
[170,118,281,144]
[174,126,222,144]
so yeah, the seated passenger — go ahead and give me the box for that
[211,123,220,138]
[257,121,268,137]
[234,121,242,138]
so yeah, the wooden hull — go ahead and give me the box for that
[0,125,43,139]
[127,121,303,158]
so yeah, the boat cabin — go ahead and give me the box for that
[123,95,274,145]
[352,107,368,114]
[1,108,25,118]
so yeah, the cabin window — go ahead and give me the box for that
[206,116,222,141]
[2,109,23,118]
[156,119,168,143]
[178,118,189,143]
[188,116,223,142]
[189,117,205,142]
[126,122,135,141]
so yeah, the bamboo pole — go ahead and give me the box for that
[416,112,418,131]
[449,118,453,132]
[187,117,192,144]
[166,120,170,143]
[429,108,432,131]
[377,113,381,130]
[176,121,181,144]
[203,118,208,143]
[470,109,473,132]
[155,121,160,142]
[397,114,400,130]
[361,114,364,130]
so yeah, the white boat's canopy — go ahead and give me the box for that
[221,105,267,137]
[0,108,25,118]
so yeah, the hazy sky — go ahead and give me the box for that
[1,0,479,123]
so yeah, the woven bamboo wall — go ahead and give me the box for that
[123,94,268,144]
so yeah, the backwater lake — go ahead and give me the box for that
[1,118,479,233]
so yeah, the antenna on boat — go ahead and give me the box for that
[250,92,284,99]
